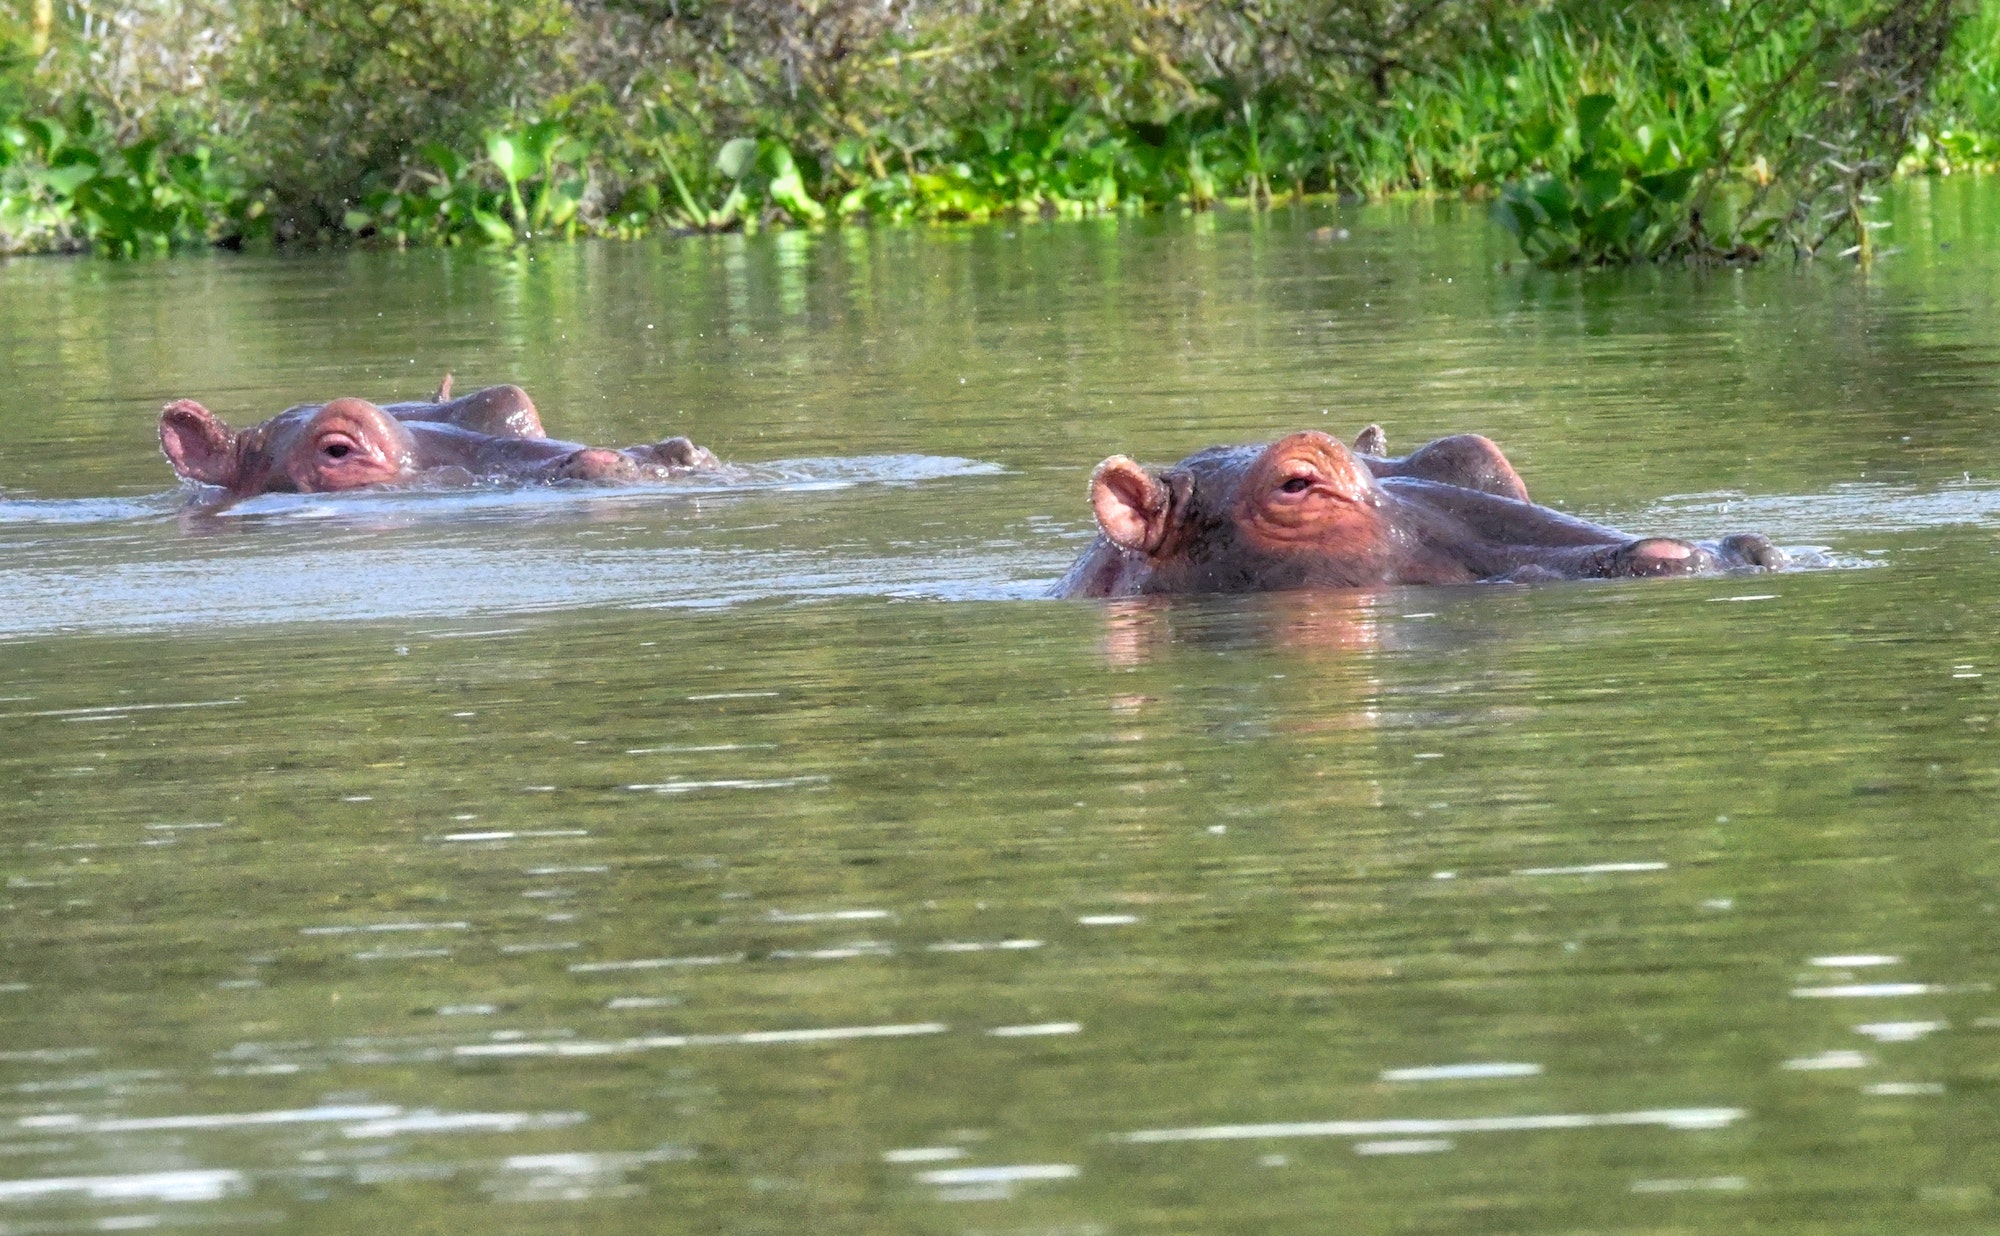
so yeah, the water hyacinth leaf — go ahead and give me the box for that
[486,133,533,186]
[1641,131,1679,173]
[715,138,757,182]
[1583,201,1636,246]
[122,136,161,174]
[420,142,464,183]
[473,208,515,245]
[1641,166,1699,204]
[49,144,98,171]
[622,181,661,217]
[41,162,95,196]
[1529,175,1573,219]
[1576,94,1617,148]
[1577,167,1625,214]
[20,117,62,158]
[761,141,825,222]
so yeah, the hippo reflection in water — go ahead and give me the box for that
[159,377,718,496]
[1053,426,1785,598]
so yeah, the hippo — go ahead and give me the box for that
[159,376,719,495]
[1052,428,1784,598]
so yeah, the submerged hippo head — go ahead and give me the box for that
[161,397,419,494]
[1084,431,1402,593]
[159,383,721,497]
[1054,430,1785,598]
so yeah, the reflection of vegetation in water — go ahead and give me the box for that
[0,0,1990,263]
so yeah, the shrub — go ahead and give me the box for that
[0,0,1985,257]
[225,0,571,239]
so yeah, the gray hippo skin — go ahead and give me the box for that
[1053,428,1785,598]
[1349,423,1531,501]
[159,377,718,495]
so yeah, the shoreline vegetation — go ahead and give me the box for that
[1,0,1995,266]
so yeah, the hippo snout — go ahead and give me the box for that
[635,437,719,470]
[549,448,643,483]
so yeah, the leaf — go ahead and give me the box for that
[1576,167,1626,214]
[759,140,799,179]
[23,118,63,158]
[419,142,462,182]
[485,133,533,185]
[121,137,162,176]
[40,163,97,197]
[767,167,825,222]
[522,119,563,163]
[472,208,516,245]
[755,141,825,222]
[1528,175,1573,219]
[1576,94,1617,148]
[715,137,757,182]
[1582,202,1636,247]
[1638,166,1698,205]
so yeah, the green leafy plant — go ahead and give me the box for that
[1494,93,1706,266]
[487,119,590,240]
[643,111,827,231]
[342,142,511,246]
[0,105,247,256]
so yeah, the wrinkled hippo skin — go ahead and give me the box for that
[160,377,719,495]
[1053,428,1785,598]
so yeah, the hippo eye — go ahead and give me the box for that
[1279,476,1312,494]
[322,443,351,459]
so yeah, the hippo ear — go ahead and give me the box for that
[1352,424,1387,457]
[1090,456,1172,554]
[159,400,239,486]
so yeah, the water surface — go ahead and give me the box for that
[2,182,1999,1233]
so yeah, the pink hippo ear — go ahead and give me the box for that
[1090,456,1173,554]
[159,400,240,487]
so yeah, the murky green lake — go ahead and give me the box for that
[3,179,1999,1233]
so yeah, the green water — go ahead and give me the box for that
[2,181,1999,1233]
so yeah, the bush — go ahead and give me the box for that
[0,0,1986,258]
[225,0,571,239]
[1,102,251,255]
